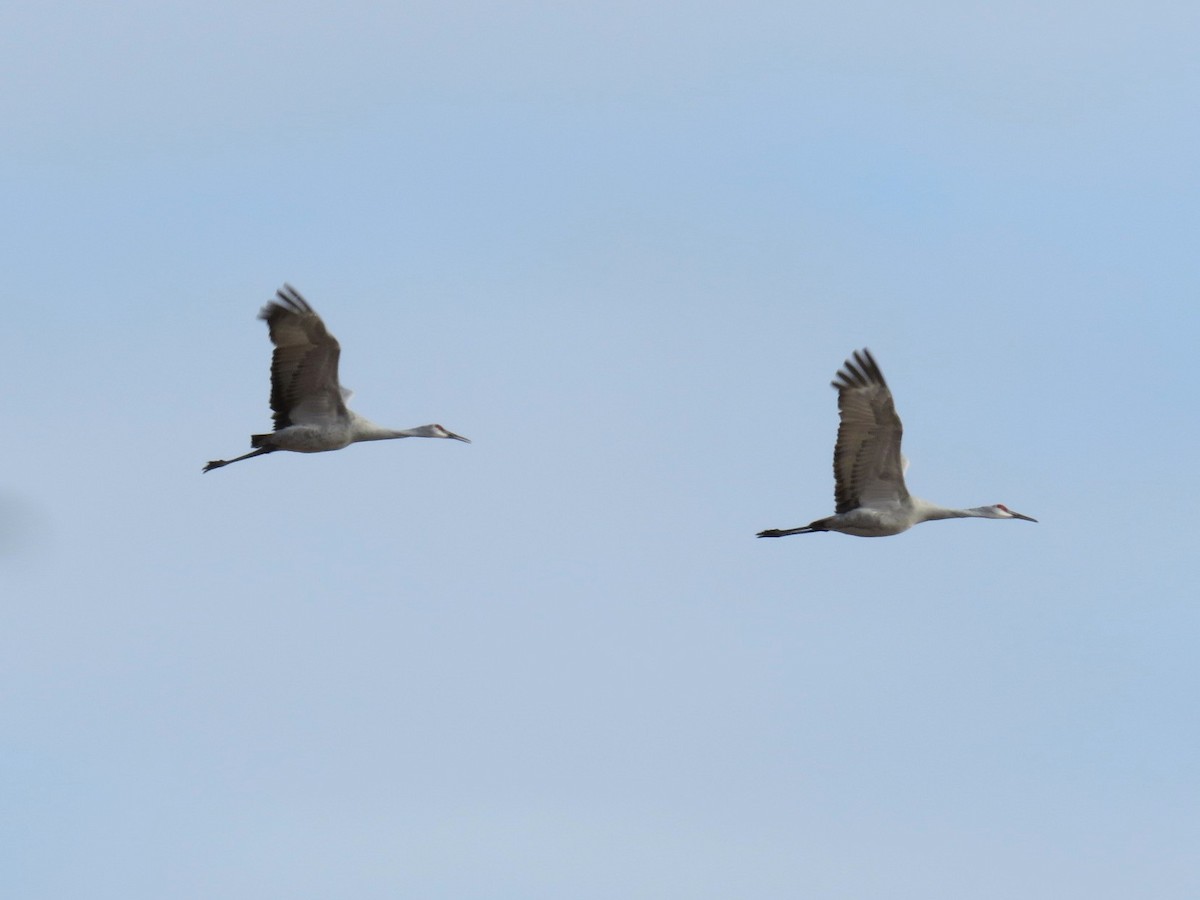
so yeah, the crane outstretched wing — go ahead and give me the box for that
[258,285,347,430]
[830,349,909,513]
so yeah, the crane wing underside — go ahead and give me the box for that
[259,286,348,430]
[268,344,347,428]
[831,350,910,514]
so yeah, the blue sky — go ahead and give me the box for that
[3,2,1199,897]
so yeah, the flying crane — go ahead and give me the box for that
[204,285,470,473]
[757,349,1036,538]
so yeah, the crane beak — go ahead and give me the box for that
[1008,510,1037,522]
[446,431,471,443]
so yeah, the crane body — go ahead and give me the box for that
[757,349,1035,539]
[204,285,469,473]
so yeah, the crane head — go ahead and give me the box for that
[989,504,1037,522]
[428,424,471,443]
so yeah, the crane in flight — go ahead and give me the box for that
[204,285,470,473]
[757,349,1036,538]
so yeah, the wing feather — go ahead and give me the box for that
[830,349,909,513]
[258,285,347,430]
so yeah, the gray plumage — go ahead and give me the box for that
[757,349,1036,538]
[204,285,470,473]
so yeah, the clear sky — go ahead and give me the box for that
[4,2,1198,898]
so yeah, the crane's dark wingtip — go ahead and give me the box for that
[258,284,315,321]
[832,347,887,392]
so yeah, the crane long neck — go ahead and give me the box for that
[921,507,973,522]
[355,425,422,442]
[348,413,438,442]
[912,499,992,523]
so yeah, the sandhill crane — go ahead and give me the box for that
[204,285,470,473]
[757,349,1036,538]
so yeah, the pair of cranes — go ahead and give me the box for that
[206,285,1036,538]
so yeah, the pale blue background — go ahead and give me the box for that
[3,2,1198,897]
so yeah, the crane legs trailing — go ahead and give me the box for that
[203,447,274,473]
